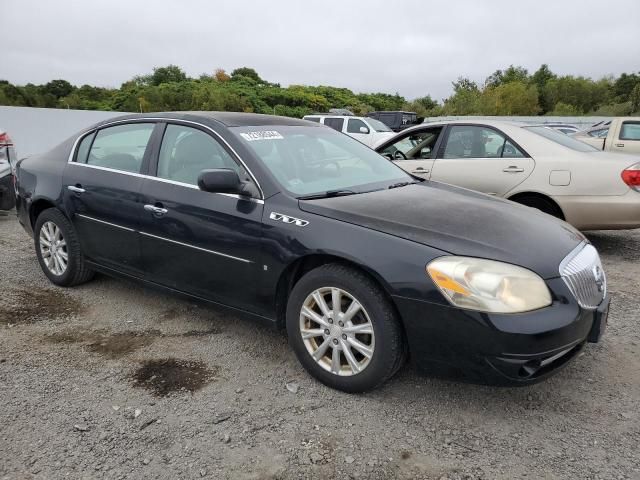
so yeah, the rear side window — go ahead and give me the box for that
[323,118,344,132]
[347,118,369,134]
[87,123,155,173]
[305,117,321,123]
[620,122,640,141]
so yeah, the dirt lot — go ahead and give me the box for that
[1,211,639,480]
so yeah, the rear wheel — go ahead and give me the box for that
[512,195,563,219]
[286,264,406,392]
[34,208,94,287]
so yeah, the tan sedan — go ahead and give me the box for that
[376,120,640,230]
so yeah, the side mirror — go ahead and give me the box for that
[359,126,370,134]
[197,168,245,195]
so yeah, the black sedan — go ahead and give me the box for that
[14,112,609,392]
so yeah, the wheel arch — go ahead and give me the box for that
[29,198,58,228]
[507,191,565,220]
[274,253,398,330]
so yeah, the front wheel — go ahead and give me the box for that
[286,264,406,392]
[34,208,94,287]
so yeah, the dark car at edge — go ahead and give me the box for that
[14,112,609,392]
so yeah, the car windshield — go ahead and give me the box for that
[233,125,412,196]
[366,118,392,132]
[523,126,600,152]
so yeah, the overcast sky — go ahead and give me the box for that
[2,0,639,101]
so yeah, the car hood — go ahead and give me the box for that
[299,182,585,279]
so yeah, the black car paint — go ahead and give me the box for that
[15,112,602,384]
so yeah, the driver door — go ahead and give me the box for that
[378,127,443,179]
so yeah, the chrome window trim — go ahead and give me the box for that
[76,214,136,232]
[66,116,265,200]
[139,231,252,263]
[67,159,264,204]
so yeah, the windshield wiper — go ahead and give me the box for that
[297,190,357,200]
[387,181,416,189]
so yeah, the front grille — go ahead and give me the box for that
[560,243,606,310]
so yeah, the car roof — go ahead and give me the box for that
[402,119,527,133]
[95,111,318,128]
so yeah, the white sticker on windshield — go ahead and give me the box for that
[240,131,284,142]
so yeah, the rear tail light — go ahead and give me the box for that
[622,163,640,191]
[0,132,13,147]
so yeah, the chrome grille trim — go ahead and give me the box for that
[559,243,606,310]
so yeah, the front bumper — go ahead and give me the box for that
[393,277,608,385]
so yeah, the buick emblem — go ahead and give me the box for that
[593,265,605,293]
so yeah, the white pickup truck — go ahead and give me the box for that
[572,117,640,154]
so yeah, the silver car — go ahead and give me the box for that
[376,120,640,230]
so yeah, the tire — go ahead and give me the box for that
[513,195,563,219]
[286,264,406,393]
[34,208,94,287]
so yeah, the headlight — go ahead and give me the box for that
[426,256,552,313]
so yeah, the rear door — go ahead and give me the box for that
[322,117,345,133]
[430,125,534,196]
[63,121,157,275]
[137,122,264,312]
[610,120,640,154]
[377,126,444,179]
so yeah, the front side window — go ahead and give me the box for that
[233,125,411,196]
[86,123,155,173]
[347,118,369,134]
[365,118,392,132]
[380,128,442,160]
[443,126,525,159]
[620,122,640,141]
[323,118,344,132]
[157,124,243,186]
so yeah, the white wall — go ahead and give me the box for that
[0,106,127,158]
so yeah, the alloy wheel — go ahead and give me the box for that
[299,287,375,376]
[39,221,68,276]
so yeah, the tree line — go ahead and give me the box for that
[1,64,639,118]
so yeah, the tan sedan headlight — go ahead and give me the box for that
[427,257,552,313]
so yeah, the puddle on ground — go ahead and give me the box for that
[45,329,161,358]
[44,327,219,358]
[132,358,217,396]
[181,327,222,337]
[0,287,84,325]
[87,331,160,358]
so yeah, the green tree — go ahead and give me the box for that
[548,102,581,116]
[485,65,529,88]
[630,83,640,113]
[231,67,263,83]
[43,79,74,99]
[479,82,540,115]
[149,65,188,86]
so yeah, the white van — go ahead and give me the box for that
[302,115,395,148]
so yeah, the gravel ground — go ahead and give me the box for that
[1,211,639,480]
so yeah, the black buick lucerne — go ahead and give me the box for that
[14,112,609,392]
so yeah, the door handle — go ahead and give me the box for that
[615,143,624,147]
[502,166,525,173]
[67,185,85,194]
[144,204,168,216]
[411,168,429,174]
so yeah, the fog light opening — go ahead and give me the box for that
[519,360,541,378]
